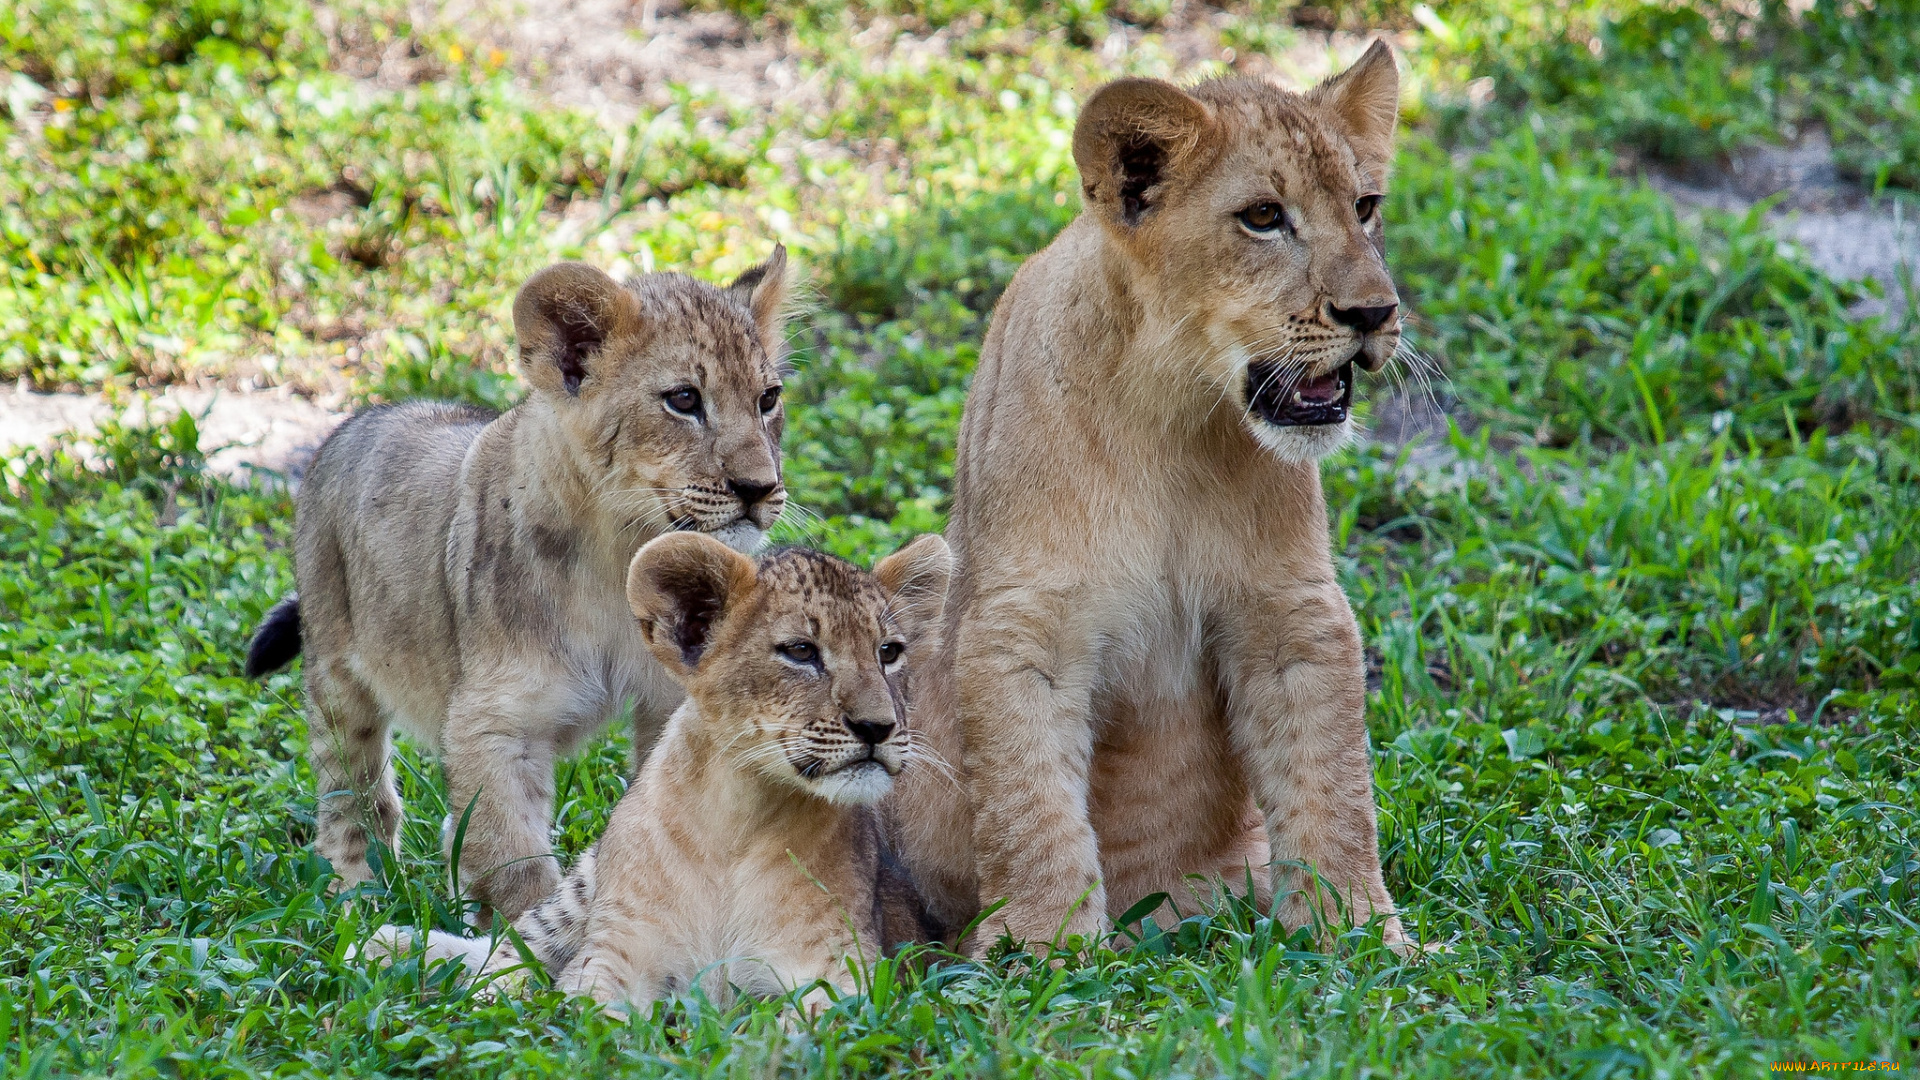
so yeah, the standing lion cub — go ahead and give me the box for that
[246,250,790,920]
[366,531,953,1012]
[890,42,1417,949]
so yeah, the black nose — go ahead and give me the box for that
[845,719,894,746]
[727,479,777,507]
[1329,303,1397,334]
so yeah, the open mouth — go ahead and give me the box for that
[1245,360,1355,428]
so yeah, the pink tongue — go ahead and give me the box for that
[1298,372,1341,402]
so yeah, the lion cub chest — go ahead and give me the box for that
[586,825,868,1005]
[685,860,854,996]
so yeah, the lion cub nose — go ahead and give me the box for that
[1329,302,1397,334]
[727,479,778,507]
[844,719,895,746]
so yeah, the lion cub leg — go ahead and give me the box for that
[441,685,565,923]
[305,663,402,892]
[1217,586,1405,947]
[956,595,1109,947]
[551,900,673,1012]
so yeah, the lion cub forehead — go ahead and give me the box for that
[751,549,888,633]
[1189,77,1361,185]
[626,274,771,370]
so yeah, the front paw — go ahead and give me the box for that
[968,905,1107,964]
[1382,917,1449,958]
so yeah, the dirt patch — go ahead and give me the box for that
[1645,131,1919,318]
[1,383,345,487]
[434,0,811,121]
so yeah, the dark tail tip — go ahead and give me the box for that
[245,595,303,679]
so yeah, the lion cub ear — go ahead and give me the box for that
[627,533,758,676]
[514,263,642,397]
[1306,39,1401,181]
[726,244,790,356]
[1073,78,1216,229]
[873,534,953,635]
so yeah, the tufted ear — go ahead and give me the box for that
[1306,39,1401,181]
[873,534,953,637]
[627,532,758,677]
[1073,78,1216,229]
[726,244,790,356]
[514,262,641,396]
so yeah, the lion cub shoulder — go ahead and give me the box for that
[368,531,953,1011]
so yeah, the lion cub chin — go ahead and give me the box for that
[245,250,793,922]
[364,531,954,1014]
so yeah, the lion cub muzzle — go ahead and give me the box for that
[671,477,786,553]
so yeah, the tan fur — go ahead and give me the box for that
[262,251,793,920]
[366,533,953,1013]
[890,43,1414,950]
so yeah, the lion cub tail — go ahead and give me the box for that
[512,847,597,974]
[356,925,511,976]
[244,595,303,678]
[355,849,598,987]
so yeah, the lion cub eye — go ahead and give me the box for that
[1355,194,1382,223]
[877,641,904,665]
[1238,202,1288,234]
[777,641,819,666]
[664,386,703,417]
[758,385,782,414]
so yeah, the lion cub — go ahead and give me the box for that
[245,251,791,920]
[892,43,1418,951]
[368,531,953,1011]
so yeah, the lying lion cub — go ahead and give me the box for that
[367,531,953,1011]
[245,250,791,920]
[892,42,1418,950]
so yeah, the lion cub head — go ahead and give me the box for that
[625,532,953,805]
[1073,42,1403,462]
[512,249,791,553]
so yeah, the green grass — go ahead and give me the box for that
[3,0,1919,1075]
[1419,0,1920,192]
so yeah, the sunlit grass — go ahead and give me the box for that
[2,0,1917,1075]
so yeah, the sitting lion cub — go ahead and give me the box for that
[892,42,1419,950]
[245,250,791,921]
[367,531,953,1011]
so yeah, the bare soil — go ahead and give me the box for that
[0,382,345,486]
[1646,130,1919,318]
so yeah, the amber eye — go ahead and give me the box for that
[1355,194,1382,223]
[1238,202,1288,233]
[878,641,904,665]
[664,386,703,416]
[759,385,782,413]
[777,641,819,665]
